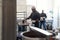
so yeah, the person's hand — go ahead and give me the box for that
[40,17,43,20]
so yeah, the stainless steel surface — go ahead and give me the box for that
[21,26,52,40]
[30,26,52,36]
[21,32,47,40]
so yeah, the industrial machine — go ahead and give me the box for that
[21,26,53,40]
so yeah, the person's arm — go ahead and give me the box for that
[45,13,47,18]
[25,13,32,20]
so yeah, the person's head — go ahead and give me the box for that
[42,10,44,13]
[31,6,36,12]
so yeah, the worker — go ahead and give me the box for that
[40,10,47,30]
[25,6,40,28]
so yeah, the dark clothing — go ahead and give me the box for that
[26,11,40,27]
[32,21,39,28]
[40,21,46,30]
[40,13,47,30]
[40,13,47,21]
[18,25,26,32]
[27,11,40,20]
[40,13,47,18]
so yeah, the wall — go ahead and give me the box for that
[0,0,2,40]
[17,0,27,12]
[2,0,16,40]
[26,5,32,17]
[17,0,27,20]
[53,0,60,29]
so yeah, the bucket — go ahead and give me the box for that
[21,26,52,40]
[21,31,48,40]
